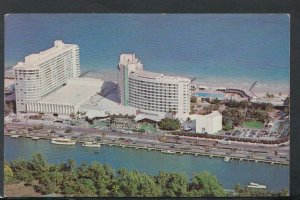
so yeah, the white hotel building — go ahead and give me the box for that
[118,54,191,118]
[13,40,80,113]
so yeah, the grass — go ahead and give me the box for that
[139,123,156,133]
[242,120,263,129]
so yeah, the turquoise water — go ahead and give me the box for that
[5,14,289,86]
[4,136,289,192]
[194,92,225,100]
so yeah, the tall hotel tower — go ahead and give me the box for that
[13,40,80,113]
[117,54,144,106]
[118,54,191,118]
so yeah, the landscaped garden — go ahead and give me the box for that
[242,120,264,129]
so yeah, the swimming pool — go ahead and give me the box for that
[194,92,225,100]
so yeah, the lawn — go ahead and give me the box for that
[139,123,156,133]
[242,120,264,129]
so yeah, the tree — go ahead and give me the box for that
[158,118,181,131]
[188,172,225,197]
[31,153,48,175]
[190,96,197,103]
[155,172,188,197]
[65,159,76,172]
[4,164,14,183]
[69,113,75,119]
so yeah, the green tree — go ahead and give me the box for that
[4,164,14,183]
[155,172,188,197]
[159,118,181,131]
[188,172,225,197]
[31,153,48,175]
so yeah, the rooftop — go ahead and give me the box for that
[37,77,103,106]
[189,111,222,119]
[130,70,191,83]
[13,40,78,70]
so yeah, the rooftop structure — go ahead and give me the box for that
[13,40,80,113]
[26,77,103,115]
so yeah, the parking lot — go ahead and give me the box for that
[220,119,289,141]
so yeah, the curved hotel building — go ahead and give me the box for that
[118,54,191,118]
[13,40,81,113]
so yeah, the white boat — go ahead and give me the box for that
[10,135,20,138]
[247,182,267,189]
[32,137,40,140]
[82,142,101,148]
[51,138,76,145]
[162,150,176,154]
[224,157,231,162]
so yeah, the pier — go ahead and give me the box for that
[4,129,289,166]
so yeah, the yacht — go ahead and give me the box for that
[32,137,40,140]
[82,141,101,148]
[51,138,76,145]
[247,182,267,189]
[10,135,20,138]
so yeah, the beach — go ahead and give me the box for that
[81,70,290,98]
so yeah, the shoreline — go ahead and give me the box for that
[5,68,289,97]
[80,70,290,97]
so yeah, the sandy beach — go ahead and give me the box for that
[81,70,290,98]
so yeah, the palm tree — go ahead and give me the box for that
[66,159,76,172]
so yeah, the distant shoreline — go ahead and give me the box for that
[80,70,290,98]
[5,67,289,97]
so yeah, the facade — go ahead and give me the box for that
[117,54,144,106]
[13,40,80,113]
[118,54,191,118]
[189,111,222,134]
[26,77,103,115]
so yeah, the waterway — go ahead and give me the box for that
[4,136,289,192]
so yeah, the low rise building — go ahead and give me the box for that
[26,77,103,115]
[188,111,222,134]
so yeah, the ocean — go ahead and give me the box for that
[5,14,290,92]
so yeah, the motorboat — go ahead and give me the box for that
[51,138,76,145]
[10,135,20,138]
[224,157,231,162]
[82,141,101,148]
[32,137,40,140]
[247,182,267,189]
[162,150,176,154]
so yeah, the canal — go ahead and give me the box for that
[4,136,289,192]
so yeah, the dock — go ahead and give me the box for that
[4,132,289,166]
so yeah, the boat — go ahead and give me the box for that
[247,182,267,189]
[10,135,20,138]
[82,141,101,148]
[51,138,76,145]
[224,157,231,162]
[162,150,176,154]
[32,137,40,140]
